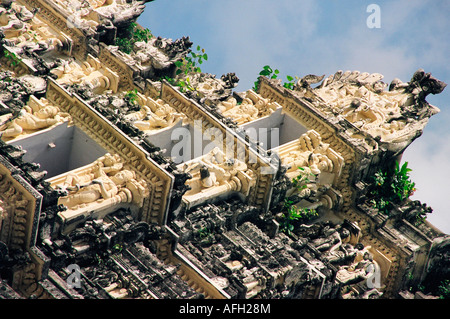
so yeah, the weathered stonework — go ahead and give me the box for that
[0,0,448,301]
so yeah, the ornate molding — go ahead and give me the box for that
[0,52,30,77]
[0,155,42,251]
[98,43,136,92]
[22,0,88,59]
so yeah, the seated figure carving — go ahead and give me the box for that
[282,131,336,177]
[56,154,147,210]
[51,55,118,92]
[51,59,87,86]
[126,99,183,131]
[217,91,277,124]
[336,248,378,285]
[57,153,123,193]
[182,147,248,194]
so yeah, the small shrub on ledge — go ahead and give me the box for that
[368,161,431,224]
[115,22,152,54]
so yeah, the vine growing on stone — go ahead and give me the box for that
[280,198,317,235]
[279,167,318,235]
[167,45,208,94]
[2,50,22,67]
[252,65,298,92]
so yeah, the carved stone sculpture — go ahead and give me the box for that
[51,55,119,93]
[0,1,68,64]
[126,98,183,131]
[55,154,148,210]
[0,0,447,301]
[311,70,446,153]
[60,0,147,30]
[423,235,450,293]
[217,90,278,124]
[183,147,247,190]
[109,35,193,80]
[336,248,377,284]
[178,147,256,209]
[0,96,70,140]
[272,130,344,208]
[58,169,136,208]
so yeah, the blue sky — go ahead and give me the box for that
[138,0,450,233]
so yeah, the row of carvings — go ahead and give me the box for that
[339,198,442,298]
[0,2,69,76]
[0,3,207,297]
[5,0,437,299]
[0,151,51,298]
[160,80,275,211]
[0,1,184,226]
[263,76,445,297]
[341,207,401,297]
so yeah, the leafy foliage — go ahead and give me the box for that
[115,22,152,54]
[252,65,298,92]
[279,167,318,235]
[175,45,208,76]
[369,161,416,216]
[195,226,214,246]
[280,198,318,235]
[283,75,298,90]
[112,243,123,253]
[291,166,316,192]
[438,279,450,299]
[2,50,22,67]
[167,45,208,94]
[392,161,416,202]
[124,88,139,105]
[253,65,279,91]
[196,227,210,240]
[411,203,433,225]
[176,77,195,93]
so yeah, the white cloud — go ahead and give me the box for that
[403,121,450,234]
